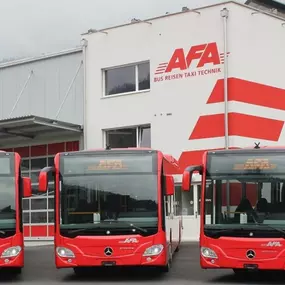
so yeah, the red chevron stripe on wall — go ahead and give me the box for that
[177,77,285,172]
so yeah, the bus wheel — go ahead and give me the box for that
[161,245,172,273]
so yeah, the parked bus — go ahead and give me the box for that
[182,145,285,275]
[0,151,32,274]
[38,148,182,275]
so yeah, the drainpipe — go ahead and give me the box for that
[221,7,229,150]
[221,7,230,217]
[81,38,88,150]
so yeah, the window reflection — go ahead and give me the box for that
[60,174,158,228]
[105,65,136,95]
[138,62,150,90]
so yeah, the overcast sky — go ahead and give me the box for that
[1,0,249,61]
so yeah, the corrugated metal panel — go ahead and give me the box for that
[0,51,83,125]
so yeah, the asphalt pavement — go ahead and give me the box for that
[0,243,285,284]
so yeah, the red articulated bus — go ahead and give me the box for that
[38,148,182,275]
[0,151,32,274]
[182,145,285,275]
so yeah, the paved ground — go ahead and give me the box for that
[0,243,285,284]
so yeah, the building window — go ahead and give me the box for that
[105,125,151,148]
[104,62,150,96]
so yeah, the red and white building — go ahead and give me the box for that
[1,0,284,242]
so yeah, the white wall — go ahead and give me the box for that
[84,2,285,159]
[83,2,285,241]
[84,3,226,160]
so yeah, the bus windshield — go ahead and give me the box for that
[204,151,285,231]
[59,152,158,235]
[0,155,16,231]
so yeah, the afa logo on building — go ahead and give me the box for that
[153,42,230,83]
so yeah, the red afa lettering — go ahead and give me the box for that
[165,42,221,73]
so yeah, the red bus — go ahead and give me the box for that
[182,146,285,275]
[0,151,32,274]
[38,148,182,275]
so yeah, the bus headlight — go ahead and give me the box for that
[201,247,218,259]
[56,247,75,258]
[1,246,22,258]
[143,244,163,256]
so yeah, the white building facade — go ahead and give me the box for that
[83,1,285,240]
[1,1,285,242]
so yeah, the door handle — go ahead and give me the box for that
[195,211,198,218]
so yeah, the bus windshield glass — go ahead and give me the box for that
[204,151,285,232]
[59,152,158,234]
[0,155,16,230]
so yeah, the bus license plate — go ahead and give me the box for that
[243,264,258,270]
[101,261,116,266]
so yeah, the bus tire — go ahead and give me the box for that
[161,245,172,273]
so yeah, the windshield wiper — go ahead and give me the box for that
[66,220,148,235]
[67,225,102,234]
[102,219,148,233]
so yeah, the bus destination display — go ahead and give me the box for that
[207,152,285,176]
[62,154,154,175]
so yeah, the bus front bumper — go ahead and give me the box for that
[55,246,168,268]
[200,242,285,270]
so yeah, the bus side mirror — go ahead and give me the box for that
[182,165,203,191]
[182,171,191,191]
[23,177,32,198]
[38,166,54,192]
[38,172,48,192]
[165,175,175,196]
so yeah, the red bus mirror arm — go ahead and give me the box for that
[23,177,32,198]
[182,165,203,191]
[38,166,55,193]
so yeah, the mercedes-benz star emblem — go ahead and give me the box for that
[246,249,256,259]
[104,247,113,256]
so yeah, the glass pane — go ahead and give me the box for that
[31,171,40,184]
[48,183,54,195]
[106,128,136,148]
[48,157,54,166]
[140,127,151,147]
[21,160,30,172]
[174,185,182,216]
[105,65,136,96]
[22,199,29,210]
[48,198,54,210]
[31,199,47,210]
[23,212,30,224]
[48,211,54,223]
[48,171,54,183]
[31,158,47,170]
[181,186,194,215]
[138,62,150,90]
[31,212,47,223]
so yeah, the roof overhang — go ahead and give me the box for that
[0,115,83,146]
